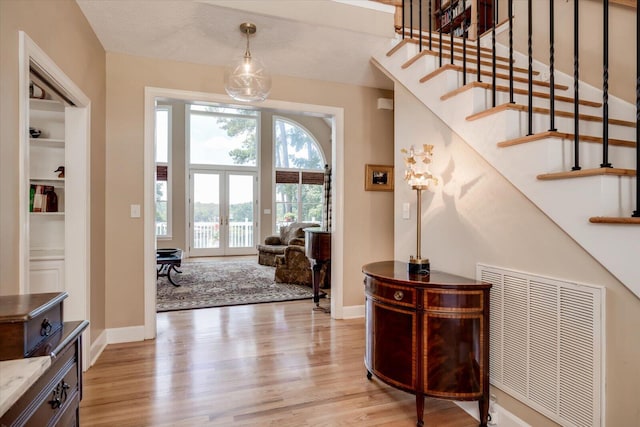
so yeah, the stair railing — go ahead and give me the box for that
[399,0,638,218]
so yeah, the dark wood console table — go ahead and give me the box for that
[363,261,491,427]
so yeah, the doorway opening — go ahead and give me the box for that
[143,88,344,339]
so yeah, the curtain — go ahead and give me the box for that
[322,164,332,231]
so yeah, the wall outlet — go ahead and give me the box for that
[130,204,141,218]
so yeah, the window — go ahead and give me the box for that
[273,117,325,232]
[155,106,171,238]
[189,104,258,167]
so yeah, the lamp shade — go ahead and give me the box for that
[402,144,438,189]
[224,55,271,102]
[224,22,271,102]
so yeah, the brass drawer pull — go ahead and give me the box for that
[394,291,404,301]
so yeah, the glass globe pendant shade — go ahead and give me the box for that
[224,22,271,102]
[224,54,271,102]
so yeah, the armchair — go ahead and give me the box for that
[274,244,313,286]
[256,222,319,266]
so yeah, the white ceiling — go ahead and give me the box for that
[76,0,396,90]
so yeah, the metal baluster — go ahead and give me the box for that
[601,0,612,167]
[410,0,414,40]
[549,0,557,131]
[509,0,514,103]
[429,0,433,50]
[476,0,481,82]
[492,0,497,107]
[527,0,533,135]
[419,0,423,51]
[439,3,443,67]
[402,0,406,39]
[450,7,454,65]
[463,0,467,85]
[572,0,581,171]
[634,3,640,217]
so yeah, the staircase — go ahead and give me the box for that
[371,4,640,299]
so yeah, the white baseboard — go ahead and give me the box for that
[341,304,364,319]
[89,329,107,368]
[455,401,531,427]
[106,325,146,344]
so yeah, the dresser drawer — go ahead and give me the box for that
[0,321,86,427]
[27,357,79,427]
[424,289,485,312]
[0,293,66,360]
[365,277,415,308]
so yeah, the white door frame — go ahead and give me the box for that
[18,31,91,368]
[143,87,345,339]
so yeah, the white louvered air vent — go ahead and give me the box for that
[477,264,604,427]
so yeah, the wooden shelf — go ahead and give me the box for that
[29,138,64,148]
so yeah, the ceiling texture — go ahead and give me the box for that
[76,0,397,90]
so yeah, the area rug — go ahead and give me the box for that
[156,259,318,312]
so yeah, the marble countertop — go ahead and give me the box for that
[0,356,51,416]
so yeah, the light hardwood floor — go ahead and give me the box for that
[80,300,479,426]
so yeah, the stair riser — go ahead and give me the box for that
[538,138,634,171]
[462,88,636,141]
[538,174,636,218]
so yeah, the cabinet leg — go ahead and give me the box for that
[478,397,489,427]
[416,393,424,427]
[366,370,372,380]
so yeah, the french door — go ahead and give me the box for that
[189,170,257,256]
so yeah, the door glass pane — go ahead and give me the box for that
[192,173,219,249]
[228,174,254,248]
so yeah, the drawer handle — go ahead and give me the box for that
[393,291,404,301]
[48,380,70,409]
[41,318,53,336]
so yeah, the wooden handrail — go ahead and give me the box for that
[611,0,636,8]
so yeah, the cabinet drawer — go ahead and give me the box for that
[0,293,64,360]
[24,305,63,357]
[28,360,79,427]
[424,289,484,312]
[365,277,415,308]
[1,334,79,427]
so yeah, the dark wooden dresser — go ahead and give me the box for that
[0,292,88,427]
[363,261,491,427]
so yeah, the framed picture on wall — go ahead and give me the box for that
[364,164,394,191]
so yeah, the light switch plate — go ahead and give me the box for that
[130,204,141,218]
[402,202,410,219]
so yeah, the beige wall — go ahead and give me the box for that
[106,52,394,326]
[394,84,640,426]
[0,1,106,342]
[156,100,332,252]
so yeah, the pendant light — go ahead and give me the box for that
[224,22,272,102]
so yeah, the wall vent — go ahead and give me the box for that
[477,264,605,427]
